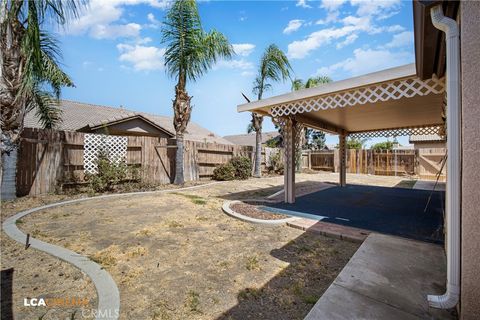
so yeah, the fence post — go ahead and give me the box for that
[308,150,312,170]
[394,149,397,176]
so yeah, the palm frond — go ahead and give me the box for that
[305,75,332,88]
[253,44,292,99]
[162,0,233,86]
[31,89,62,129]
[291,78,304,91]
[3,0,81,130]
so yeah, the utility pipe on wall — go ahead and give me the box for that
[428,5,461,309]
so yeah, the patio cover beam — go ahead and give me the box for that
[238,64,445,137]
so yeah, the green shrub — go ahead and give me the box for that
[230,156,252,180]
[371,141,395,151]
[85,151,128,192]
[268,150,284,174]
[212,163,236,181]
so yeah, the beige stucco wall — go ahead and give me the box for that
[412,141,445,149]
[460,1,480,319]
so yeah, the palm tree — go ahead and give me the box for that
[162,0,234,184]
[251,44,292,177]
[291,75,332,150]
[291,78,304,91]
[1,0,82,183]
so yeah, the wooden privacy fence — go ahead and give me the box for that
[16,128,253,196]
[302,149,445,178]
[14,128,446,197]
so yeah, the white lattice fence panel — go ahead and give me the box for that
[270,76,445,117]
[84,134,128,174]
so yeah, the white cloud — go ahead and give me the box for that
[296,0,312,9]
[385,31,413,48]
[316,48,412,77]
[288,0,407,59]
[336,34,358,49]
[66,0,170,39]
[214,59,254,71]
[232,43,255,57]
[321,0,347,11]
[287,24,362,59]
[316,0,347,24]
[351,0,401,18]
[241,71,255,77]
[117,43,166,71]
[283,19,304,34]
[146,12,161,29]
[92,23,142,39]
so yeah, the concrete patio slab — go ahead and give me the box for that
[287,218,370,243]
[305,233,456,320]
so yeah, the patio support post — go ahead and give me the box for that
[339,133,347,187]
[283,117,296,203]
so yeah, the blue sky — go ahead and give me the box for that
[56,0,415,147]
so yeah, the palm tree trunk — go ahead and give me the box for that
[252,113,263,178]
[172,82,191,185]
[254,128,262,177]
[1,14,26,160]
[174,132,185,184]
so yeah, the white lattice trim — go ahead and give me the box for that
[270,76,445,117]
[84,134,128,174]
[349,125,443,139]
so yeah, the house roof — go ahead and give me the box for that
[79,113,175,136]
[223,131,280,147]
[24,100,233,145]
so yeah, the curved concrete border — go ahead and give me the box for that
[2,181,223,320]
[222,200,298,225]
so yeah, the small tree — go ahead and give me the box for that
[304,129,326,150]
[337,138,368,150]
[371,141,395,151]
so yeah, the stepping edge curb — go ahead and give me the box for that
[2,181,224,320]
[222,200,299,225]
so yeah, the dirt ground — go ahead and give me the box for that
[1,173,410,320]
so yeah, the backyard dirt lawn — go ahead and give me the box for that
[2,173,411,320]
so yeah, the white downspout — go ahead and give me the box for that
[428,5,461,309]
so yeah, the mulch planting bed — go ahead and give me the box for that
[231,202,288,220]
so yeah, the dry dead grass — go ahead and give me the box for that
[3,174,406,319]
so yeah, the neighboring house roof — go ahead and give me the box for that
[24,100,233,145]
[79,113,175,137]
[223,131,280,147]
[409,134,445,143]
